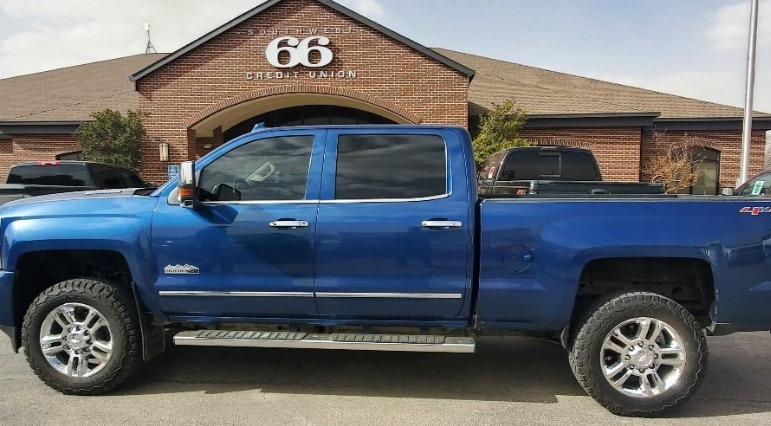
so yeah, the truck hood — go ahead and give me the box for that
[0,188,160,219]
[4,188,150,206]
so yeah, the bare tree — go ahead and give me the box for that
[644,133,704,194]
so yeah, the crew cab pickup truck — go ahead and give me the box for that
[0,161,151,206]
[477,146,664,195]
[0,125,769,416]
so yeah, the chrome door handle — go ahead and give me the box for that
[269,220,309,228]
[421,220,463,228]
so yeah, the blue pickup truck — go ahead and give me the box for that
[0,124,769,416]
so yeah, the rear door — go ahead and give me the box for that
[313,129,472,320]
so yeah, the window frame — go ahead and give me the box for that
[196,134,316,204]
[328,133,450,203]
[739,171,771,196]
[674,147,721,195]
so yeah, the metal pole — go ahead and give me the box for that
[740,0,760,184]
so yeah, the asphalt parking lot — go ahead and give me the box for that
[0,332,769,425]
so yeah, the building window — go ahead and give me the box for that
[674,147,720,195]
[224,105,397,142]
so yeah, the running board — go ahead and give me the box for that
[173,330,475,353]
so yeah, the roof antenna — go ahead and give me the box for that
[145,22,157,54]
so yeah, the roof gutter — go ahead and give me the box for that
[520,112,660,129]
[649,116,771,131]
[0,121,83,136]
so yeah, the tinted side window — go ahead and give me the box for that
[199,136,313,201]
[741,172,771,196]
[335,135,446,200]
[479,150,506,183]
[121,169,147,187]
[7,164,93,186]
[93,165,146,188]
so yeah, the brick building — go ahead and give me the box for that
[0,0,770,193]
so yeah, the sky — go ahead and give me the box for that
[0,0,769,113]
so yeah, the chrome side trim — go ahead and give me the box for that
[174,330,476,354]
[315,292,463,299]
[198,195,451,205]
[320,193,450,204]
[200,200,320,205]
[160,292,462,299]
[159,291,314,298]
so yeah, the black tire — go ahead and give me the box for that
[568,292,707,416]
[21,278,142,395]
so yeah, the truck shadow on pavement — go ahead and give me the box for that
[119,337,583,404]
[115,335,771,418]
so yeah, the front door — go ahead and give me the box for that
[314,129,472,320]
[152,131,324,318]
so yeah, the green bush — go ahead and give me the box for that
[77,109,143,170]
[472,99,532,167]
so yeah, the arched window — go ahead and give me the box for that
[224,105,397,142]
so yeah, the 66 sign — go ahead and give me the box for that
[266,36,333,68]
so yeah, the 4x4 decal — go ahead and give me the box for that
[740,206,771,216]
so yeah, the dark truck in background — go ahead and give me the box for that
[0,161,150,205]
[478,146,665,195]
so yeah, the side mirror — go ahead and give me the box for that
[178,161,197,208]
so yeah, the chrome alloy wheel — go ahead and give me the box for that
[38,303,113,378]
[600,317,687,398]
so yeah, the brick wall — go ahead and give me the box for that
[519,127,643,181]
[0,135,79,178]
[641,130,767,188]
[136,0,470,183]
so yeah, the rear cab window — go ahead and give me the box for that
[496,148,600,181]
[6,164,94,186]
[559,151,601,180]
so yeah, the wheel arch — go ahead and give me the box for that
[8,249,159,355]
[572,256,716,327]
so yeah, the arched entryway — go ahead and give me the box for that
[223,105,397,141]
[185,87,418,157]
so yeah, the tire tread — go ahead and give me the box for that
[568,292,708,416]
[21,278,142,395]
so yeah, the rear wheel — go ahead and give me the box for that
[21,278,142,395]
[568,292,707,416]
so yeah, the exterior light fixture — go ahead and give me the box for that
[159,142,170,162]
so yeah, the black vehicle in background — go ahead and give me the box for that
[478,146,664,195]
[0,161,151,205]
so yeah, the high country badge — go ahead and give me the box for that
[164,264,200,275]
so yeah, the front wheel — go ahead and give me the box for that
[568,292,708,416]
[21,278,143,395]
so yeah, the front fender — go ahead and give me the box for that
[3,216,161,314]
